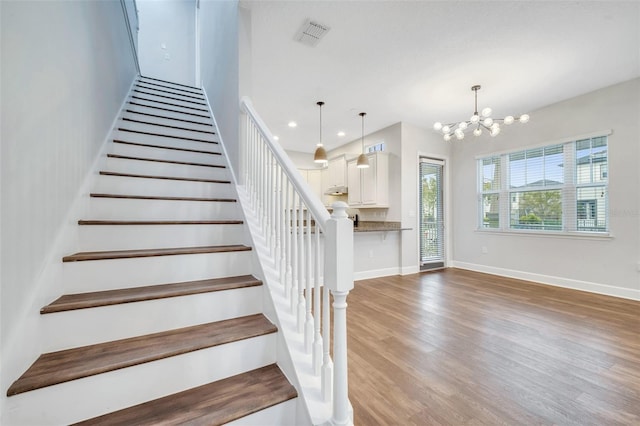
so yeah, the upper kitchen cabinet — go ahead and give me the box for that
[347,152,389,208]
[325,155,347,191]
[297,168,323,203]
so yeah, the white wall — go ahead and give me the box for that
[286,150,321,170]
[451,78,640,299]
[0,0,137,411]
[137,0,196,86]
[199,0,241,180]
[123,0,140,65]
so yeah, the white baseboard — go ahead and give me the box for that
[400,265,420,276]
[451,261,640,301]
[354,267,401,281]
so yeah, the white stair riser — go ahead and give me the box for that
[77,223,245,251]
[94,175,235,199]
[226,398,298,426]
[122,111,213,133]
[104,157,230,181]
[126,102,212,124]
[138,79,202,93]
[127,98,211,120]
[64,250,253,293]
[87,197,240,220]
[110,142,224,165]
[113,128,219,150]
[133,84,205,102]
[43,286,263,351]
[4,335,276,426]
[130,92,208,111]
[117,120,218,144]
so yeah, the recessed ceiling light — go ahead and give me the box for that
[273,135,280,141]
[288,121,297,128]
[337,131,345,137]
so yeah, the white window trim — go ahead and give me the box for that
[475,228,613,240]
[474,129,613,160]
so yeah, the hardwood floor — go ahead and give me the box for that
[347,268,640,425]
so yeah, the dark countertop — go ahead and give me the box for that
[353,221,412,233]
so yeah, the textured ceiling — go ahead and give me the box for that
[243,0,640,152]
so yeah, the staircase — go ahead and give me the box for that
[5,76,298,425]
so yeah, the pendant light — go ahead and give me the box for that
[356,112,369,168]
[313,101,328,164]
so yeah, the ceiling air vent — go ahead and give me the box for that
[295,19,330,47]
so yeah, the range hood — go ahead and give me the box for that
[325,186,348,196]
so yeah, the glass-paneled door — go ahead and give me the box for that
[420,158,445,269]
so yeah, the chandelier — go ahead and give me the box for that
[433,85,529,141]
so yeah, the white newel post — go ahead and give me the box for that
[325,202,354,426]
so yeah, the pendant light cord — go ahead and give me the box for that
[360,112,366,151]
[317,101,325,145]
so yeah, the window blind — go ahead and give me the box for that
[477,136,608,234]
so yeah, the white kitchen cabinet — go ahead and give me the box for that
[297,168,324,205]
[347,152,389,207]
[306,169,322,199]
[325,155,347,189]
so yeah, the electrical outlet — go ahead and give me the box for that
[164,53,171,60]
[481,246,488,254]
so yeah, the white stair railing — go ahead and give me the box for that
[240,97,353,425]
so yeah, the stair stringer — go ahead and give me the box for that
[0,76,138,423]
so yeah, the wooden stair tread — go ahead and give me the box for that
[122,118,215,135]
[89,193,236,202]
[73,364,296,426]
[63,244,251,262]
[78,219,242,225]
[125,109,212,126]
[133,89,207,106]
[41,275,261,314]
[128,101,210,119]
[113,139,221,155]
[99,171,230,184]
[107,153,224,168]
[139,76,202,91]
[117,128,216,144]
[134,84,205,100]
[135,81,203,96]
[6,314,276,396]
[130,96,209,113]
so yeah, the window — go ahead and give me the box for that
[575,136,608,231]
[477,135,609,234]
[479,156,501,228]
[508,145,563,231]
[366,142,385,153]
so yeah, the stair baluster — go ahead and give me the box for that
[239,97,353,425]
